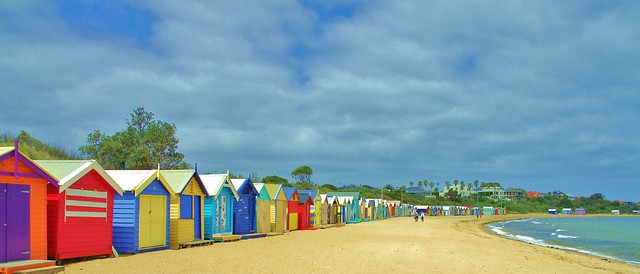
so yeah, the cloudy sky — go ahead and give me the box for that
[2,1,639,201]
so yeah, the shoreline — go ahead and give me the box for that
[478,214,640,267]
[62,214,639,273]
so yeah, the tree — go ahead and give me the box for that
[417,181,423,187]
[263,175,289,185]
[589,193,604,200]
[291,165,313,183]
[409,181,414,187]
[80,107,187,169]
[429,181,434,192]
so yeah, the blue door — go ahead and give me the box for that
[0,184,31,263]
[194,196,201,239]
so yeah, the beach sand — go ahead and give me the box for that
[63,214,639,273]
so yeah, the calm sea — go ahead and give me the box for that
[487,217,640,266]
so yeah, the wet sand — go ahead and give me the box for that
[63,214,639,273]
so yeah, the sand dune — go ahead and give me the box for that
[63,214,639,273]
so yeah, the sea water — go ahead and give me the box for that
[487,217,640,266]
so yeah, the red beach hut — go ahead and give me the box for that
[35,160,123,262]
[0,143,59,266]
[282,187,299,231]
[297,192,313,230]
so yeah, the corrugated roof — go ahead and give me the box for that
[105,169,175,197]
[35,160,123,194]
[231,178,258,196]
[200,173,239,201]
[0,147,13,157]
[160,169,207,195]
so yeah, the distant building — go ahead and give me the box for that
[526,191,542,198]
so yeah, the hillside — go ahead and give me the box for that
[0,130,78,160]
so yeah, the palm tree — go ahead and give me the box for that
[418,180,423,187]
[453,180,458,191]
[409,181,414,187]
[445,181,450,192]
[429,181,434,192]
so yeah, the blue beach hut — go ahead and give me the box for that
[231,178,258,234]
[108,170,175,254]
[200,173,239,238]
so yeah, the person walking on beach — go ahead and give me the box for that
[414,210,419,222]
[420,212,425,222]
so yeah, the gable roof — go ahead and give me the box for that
[231,178,258,196]
[0,146,59,187]
[282,187,299,201]
[264,184,285,202]
[253,183,271,200]
[297,189,318,199]
[35,160,123,194]
[106,169,175,197]
[161,169,208,196]
[200,173,240,201]
[298,192,312,204]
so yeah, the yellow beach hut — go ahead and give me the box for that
[264,184,287,233]
[161,169,208,249]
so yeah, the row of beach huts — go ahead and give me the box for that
[1,143,417,273]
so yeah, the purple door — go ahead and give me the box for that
[0,184,31,262]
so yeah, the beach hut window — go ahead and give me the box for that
[64,188,108,222]
[180,195,193,219]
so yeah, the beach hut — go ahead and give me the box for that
[483,206,495,216]
[282,187,300,230]
[562,208,573,215]
[231,178,258,235]
[161,169,208,249]
[575,208,586,215]
[298,190,321,227]
[0,144,59,264]
[547,208,558,215]
[328,192,361,222]
[264,184,287,233]
[319,195,329,225]
[297,192,313,230]
[107,170,175,254]
[200,173,239,238]
[253,183,271,234]
[36,160,123,262]
[611,209,620,215]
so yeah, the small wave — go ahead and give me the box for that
[550,233,557,236]
[531,221,542,224]
[557,234,579,239]
[555,229,566,232]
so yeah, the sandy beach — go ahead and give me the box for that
[63,214,639,273]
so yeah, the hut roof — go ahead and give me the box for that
[264,184,285,201]
[161,169,208,195]
[0,146,59,187]
[200,173,239,200]
[106,169,175,196]
[282,187,298,201]
[231,178,258,196]
[35,160,123,194]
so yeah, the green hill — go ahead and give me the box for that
[0,130,77,160]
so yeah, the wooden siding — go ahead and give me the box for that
[112,192,137,254]
[269,200,286,233]
[256,200,270,233]
[50,170,116,260]
[169,219,194,249]
[0,155,52,261]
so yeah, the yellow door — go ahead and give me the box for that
[139,195,166,249]
[289,213,298,231]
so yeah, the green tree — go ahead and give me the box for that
[263,175,289,185]
[291,165,313,183]
[80,107,187,169]
[429,181,434,192]
[409,181,414,187]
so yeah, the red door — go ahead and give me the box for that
[0,184,31,262]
